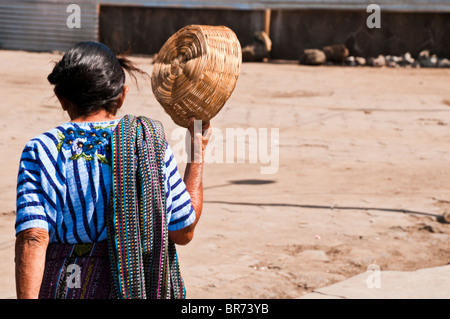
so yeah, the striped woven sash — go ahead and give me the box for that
[107,115,186,299]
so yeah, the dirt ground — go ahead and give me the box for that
[0,50,449,299]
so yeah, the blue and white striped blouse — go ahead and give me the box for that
[15,119,195,244]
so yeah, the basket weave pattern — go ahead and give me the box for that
[151,25,242,127]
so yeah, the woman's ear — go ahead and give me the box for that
[116,85,129,110]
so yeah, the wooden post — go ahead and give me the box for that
[264,9,271,37]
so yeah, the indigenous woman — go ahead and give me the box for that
[14,41,210,299]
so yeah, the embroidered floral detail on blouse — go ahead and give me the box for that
[57,125,114,164]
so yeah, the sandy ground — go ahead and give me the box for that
[0,50,449,299]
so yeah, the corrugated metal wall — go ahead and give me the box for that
[1,0,449,52]
[97,0,450,11]
[0,0,98,52]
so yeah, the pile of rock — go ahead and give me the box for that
[242,31,272,62]
[415,50,450,68]
[299,45,450,68]
[299,44,349,66]
[352,50,450,68]
[345,56,367,66]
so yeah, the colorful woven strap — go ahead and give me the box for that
[107,115,186,299]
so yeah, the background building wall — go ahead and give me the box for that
[1,0,449,58]
[98,6,265,55]
[269,9,450,59]
[99,5,450,59]
[0,0,98,52]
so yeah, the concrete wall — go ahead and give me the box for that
[99,6,450,59]
[270,9,450,60]
[99,6,265,55]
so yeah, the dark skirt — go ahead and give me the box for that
[39,241,113,299]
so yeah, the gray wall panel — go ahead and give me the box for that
[0,1,98,51]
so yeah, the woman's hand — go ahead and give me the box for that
[185,117,211,163]
[169,118,211,245]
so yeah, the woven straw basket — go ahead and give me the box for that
[151,25,242,128]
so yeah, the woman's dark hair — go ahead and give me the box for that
[48,41,147,117]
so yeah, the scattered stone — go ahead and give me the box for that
[416,51,450,68]
[385,55,401,68]
[355,56,366,66]
[242,45,266,62]
[322,44,349,64]
[368,55,386,67]
[297,47,448,68]
[345,56,356,66]
[242,31,272,62]
[402,52,415,66]
[299,49,327,65]
[346,56,366,66]
[417,50,437,68]
[437,58,450,68]
[420,54,438,68]
[418,50,430,60]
